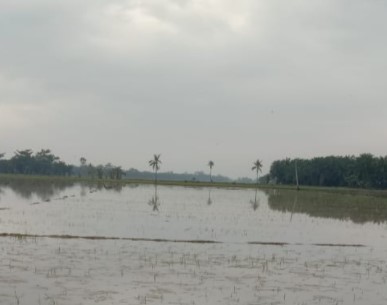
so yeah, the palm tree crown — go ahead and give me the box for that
[149,154,162,183]
[252,159,263,183]
[208,160,214,182]
[208,160,214,169]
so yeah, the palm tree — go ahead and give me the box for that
[80,157,87,166]
[208,160,214,182]
[251,159,263,184]
[149,154,162,184]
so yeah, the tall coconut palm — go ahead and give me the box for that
[149,154,162,184]
[208,160,214,182]
[251,159,263,184]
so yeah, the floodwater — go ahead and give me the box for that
[1,179,387,304]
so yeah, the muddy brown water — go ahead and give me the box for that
[1,180,387,304]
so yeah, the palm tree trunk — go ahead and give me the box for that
[295,161,300,190]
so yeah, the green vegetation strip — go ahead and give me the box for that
[0,233,365,247]
[2,173,387,197]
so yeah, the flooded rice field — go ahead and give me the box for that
[1,179,387,304]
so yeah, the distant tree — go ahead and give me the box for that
[96,166,104,179]
[11,149,34,174]
[269,154,387,189]
[356,153,376,188]
[0,153,8,173]
[80,157,87,166]
[104,163,114,179]
[208,160,214,182]
[252,159,263,184]
[79,157,87,177]
[295,159,300,190]
[87,163,96,178]
[110,166,124,180]
[149,154,162,184]
[4,149,71,176]
[35,149,59,175]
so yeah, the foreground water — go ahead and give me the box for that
[1,179,387,304]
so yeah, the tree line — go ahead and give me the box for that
[76,157,125,180]
[0,149,254,182]
[269,154,387,189]
[0,149,72,176]
[7,148,386,190]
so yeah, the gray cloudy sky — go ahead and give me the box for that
[1,0,387,178]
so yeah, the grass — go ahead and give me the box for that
[1,173,387,197]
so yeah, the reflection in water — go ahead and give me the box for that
[289,193,298,222]
[0,177,76,201]
[102,182,124,192]
[267,189,387,224]
[207,189,213,205]
[148,184,160,212]
[0,177,125,203]
[250,188,260,211]
[80,185,87,197]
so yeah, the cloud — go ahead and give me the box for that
[1,0,387,177]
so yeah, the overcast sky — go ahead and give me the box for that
[1,0,386,178]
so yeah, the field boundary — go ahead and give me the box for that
[0,232,366,247]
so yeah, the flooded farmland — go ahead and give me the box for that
[1,179,387,304]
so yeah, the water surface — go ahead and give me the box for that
[1,180,387,247]
[1,179,387,305]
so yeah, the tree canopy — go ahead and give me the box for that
[0,149,72,176]
[270,154,387,189]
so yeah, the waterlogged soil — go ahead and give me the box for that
[1,180,387,304]
[2,237,387,305]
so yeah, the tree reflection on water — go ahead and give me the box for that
[0,177,76,201]
[250,188,260,211]
[0,177,123,202]
[207,189,213,205]
[267,189,387,224]
[148,184,160,212]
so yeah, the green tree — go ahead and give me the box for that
[0,153,7,173]
[110,166,124,180]
[149,154,162,184]
[79,157,87,177]
[356,153,376,188]
[96,165,104,179]
[35,149,59,175]
[252,159,263,184]
[269,154,387,189]
[11,149,34,174]
[208,160,214,182]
